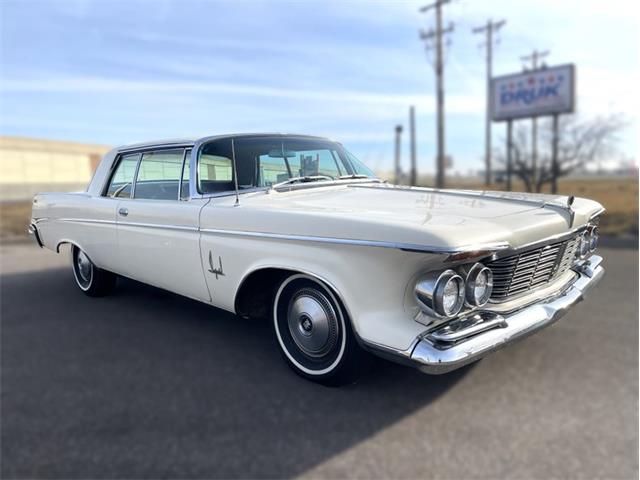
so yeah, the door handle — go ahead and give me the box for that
[118,207,129,217]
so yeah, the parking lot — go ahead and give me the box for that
[1,241,637,478]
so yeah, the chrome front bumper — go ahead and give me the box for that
[408,255,604,374]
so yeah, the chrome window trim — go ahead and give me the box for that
[104,145,195,198]
[189,135,381,200]
[178,148,192,201]
[117,142,195,154]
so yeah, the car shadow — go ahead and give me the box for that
[1,267,474,479]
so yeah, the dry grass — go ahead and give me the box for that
[1,178,637,239]
[0,201,32,239]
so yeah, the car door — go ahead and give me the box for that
[114,148,211,302]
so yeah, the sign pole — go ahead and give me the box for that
[551,114,559,194]
[409,106,417,186]
[394,124,403,185]
[506,119,513,191]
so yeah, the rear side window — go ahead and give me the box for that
[106,153,139,198]
[134,149,184,200]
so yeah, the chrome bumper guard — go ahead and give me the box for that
[410,255,604,374]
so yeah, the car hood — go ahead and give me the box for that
[205,183,604,251]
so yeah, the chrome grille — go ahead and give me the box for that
[487,235,579,300]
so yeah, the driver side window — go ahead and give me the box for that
[133,149,184,200]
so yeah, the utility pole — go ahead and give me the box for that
[521,49,549,188]
[394,124,403,185]
[472,18,505,186]
[409,106,417,186]
[419,0,454,189]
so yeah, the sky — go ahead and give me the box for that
[1,0,638,175]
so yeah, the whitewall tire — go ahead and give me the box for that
[71,245,117,297]
[273,274,369,386]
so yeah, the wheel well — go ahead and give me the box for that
[234,268,292,320]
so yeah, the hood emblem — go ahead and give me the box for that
[567,195,575,227]
[208,251,225,279]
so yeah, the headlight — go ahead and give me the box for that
[464,263,493,307]
[415,269,465,318]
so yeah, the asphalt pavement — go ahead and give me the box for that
[1,242,637,479]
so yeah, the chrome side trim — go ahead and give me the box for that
[58,218,115,225]
[200,227,509,255]
[57,218,198,232]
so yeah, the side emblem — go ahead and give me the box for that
[208,251,225,280]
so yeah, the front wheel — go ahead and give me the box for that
[71,245,117,297]
[272,274,370,386]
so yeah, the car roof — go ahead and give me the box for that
[116,133,335,152]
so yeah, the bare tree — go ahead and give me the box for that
[496,114,627,192]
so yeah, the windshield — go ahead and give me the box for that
[197,136,376,195]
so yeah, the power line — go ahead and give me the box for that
[521,49,550,187]
[472,18,506,186]
[419,0,454,189]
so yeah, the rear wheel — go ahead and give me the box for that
[272,274,370,386]
[71,245,117,297]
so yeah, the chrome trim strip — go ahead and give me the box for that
[589,206,606,220]
[28,223,44,248]
[59,218,114,225]
[506,226,588,254]
[426,312,507,343]
[200,227,509,254]
[58,218,198,232]
[52,217,507,254]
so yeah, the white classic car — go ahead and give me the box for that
[30,134,604,385]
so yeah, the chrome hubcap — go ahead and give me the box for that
[287,290,339,358]
[76,250,92,282]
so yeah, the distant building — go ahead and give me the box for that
[0,136,110,201]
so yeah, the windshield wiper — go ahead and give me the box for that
[271,175,333,189]
[338,174,370,180]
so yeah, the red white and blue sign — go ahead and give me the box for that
[491,64,575,121]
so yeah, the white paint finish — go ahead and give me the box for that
[32,193,118,268]
[199,184,601,251]
[31,138,605,354]
[114,197,211,302]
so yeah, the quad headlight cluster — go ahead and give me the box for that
[414,262,494,319]
[577,225,599,259]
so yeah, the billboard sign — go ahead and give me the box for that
[491,64,575,121]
